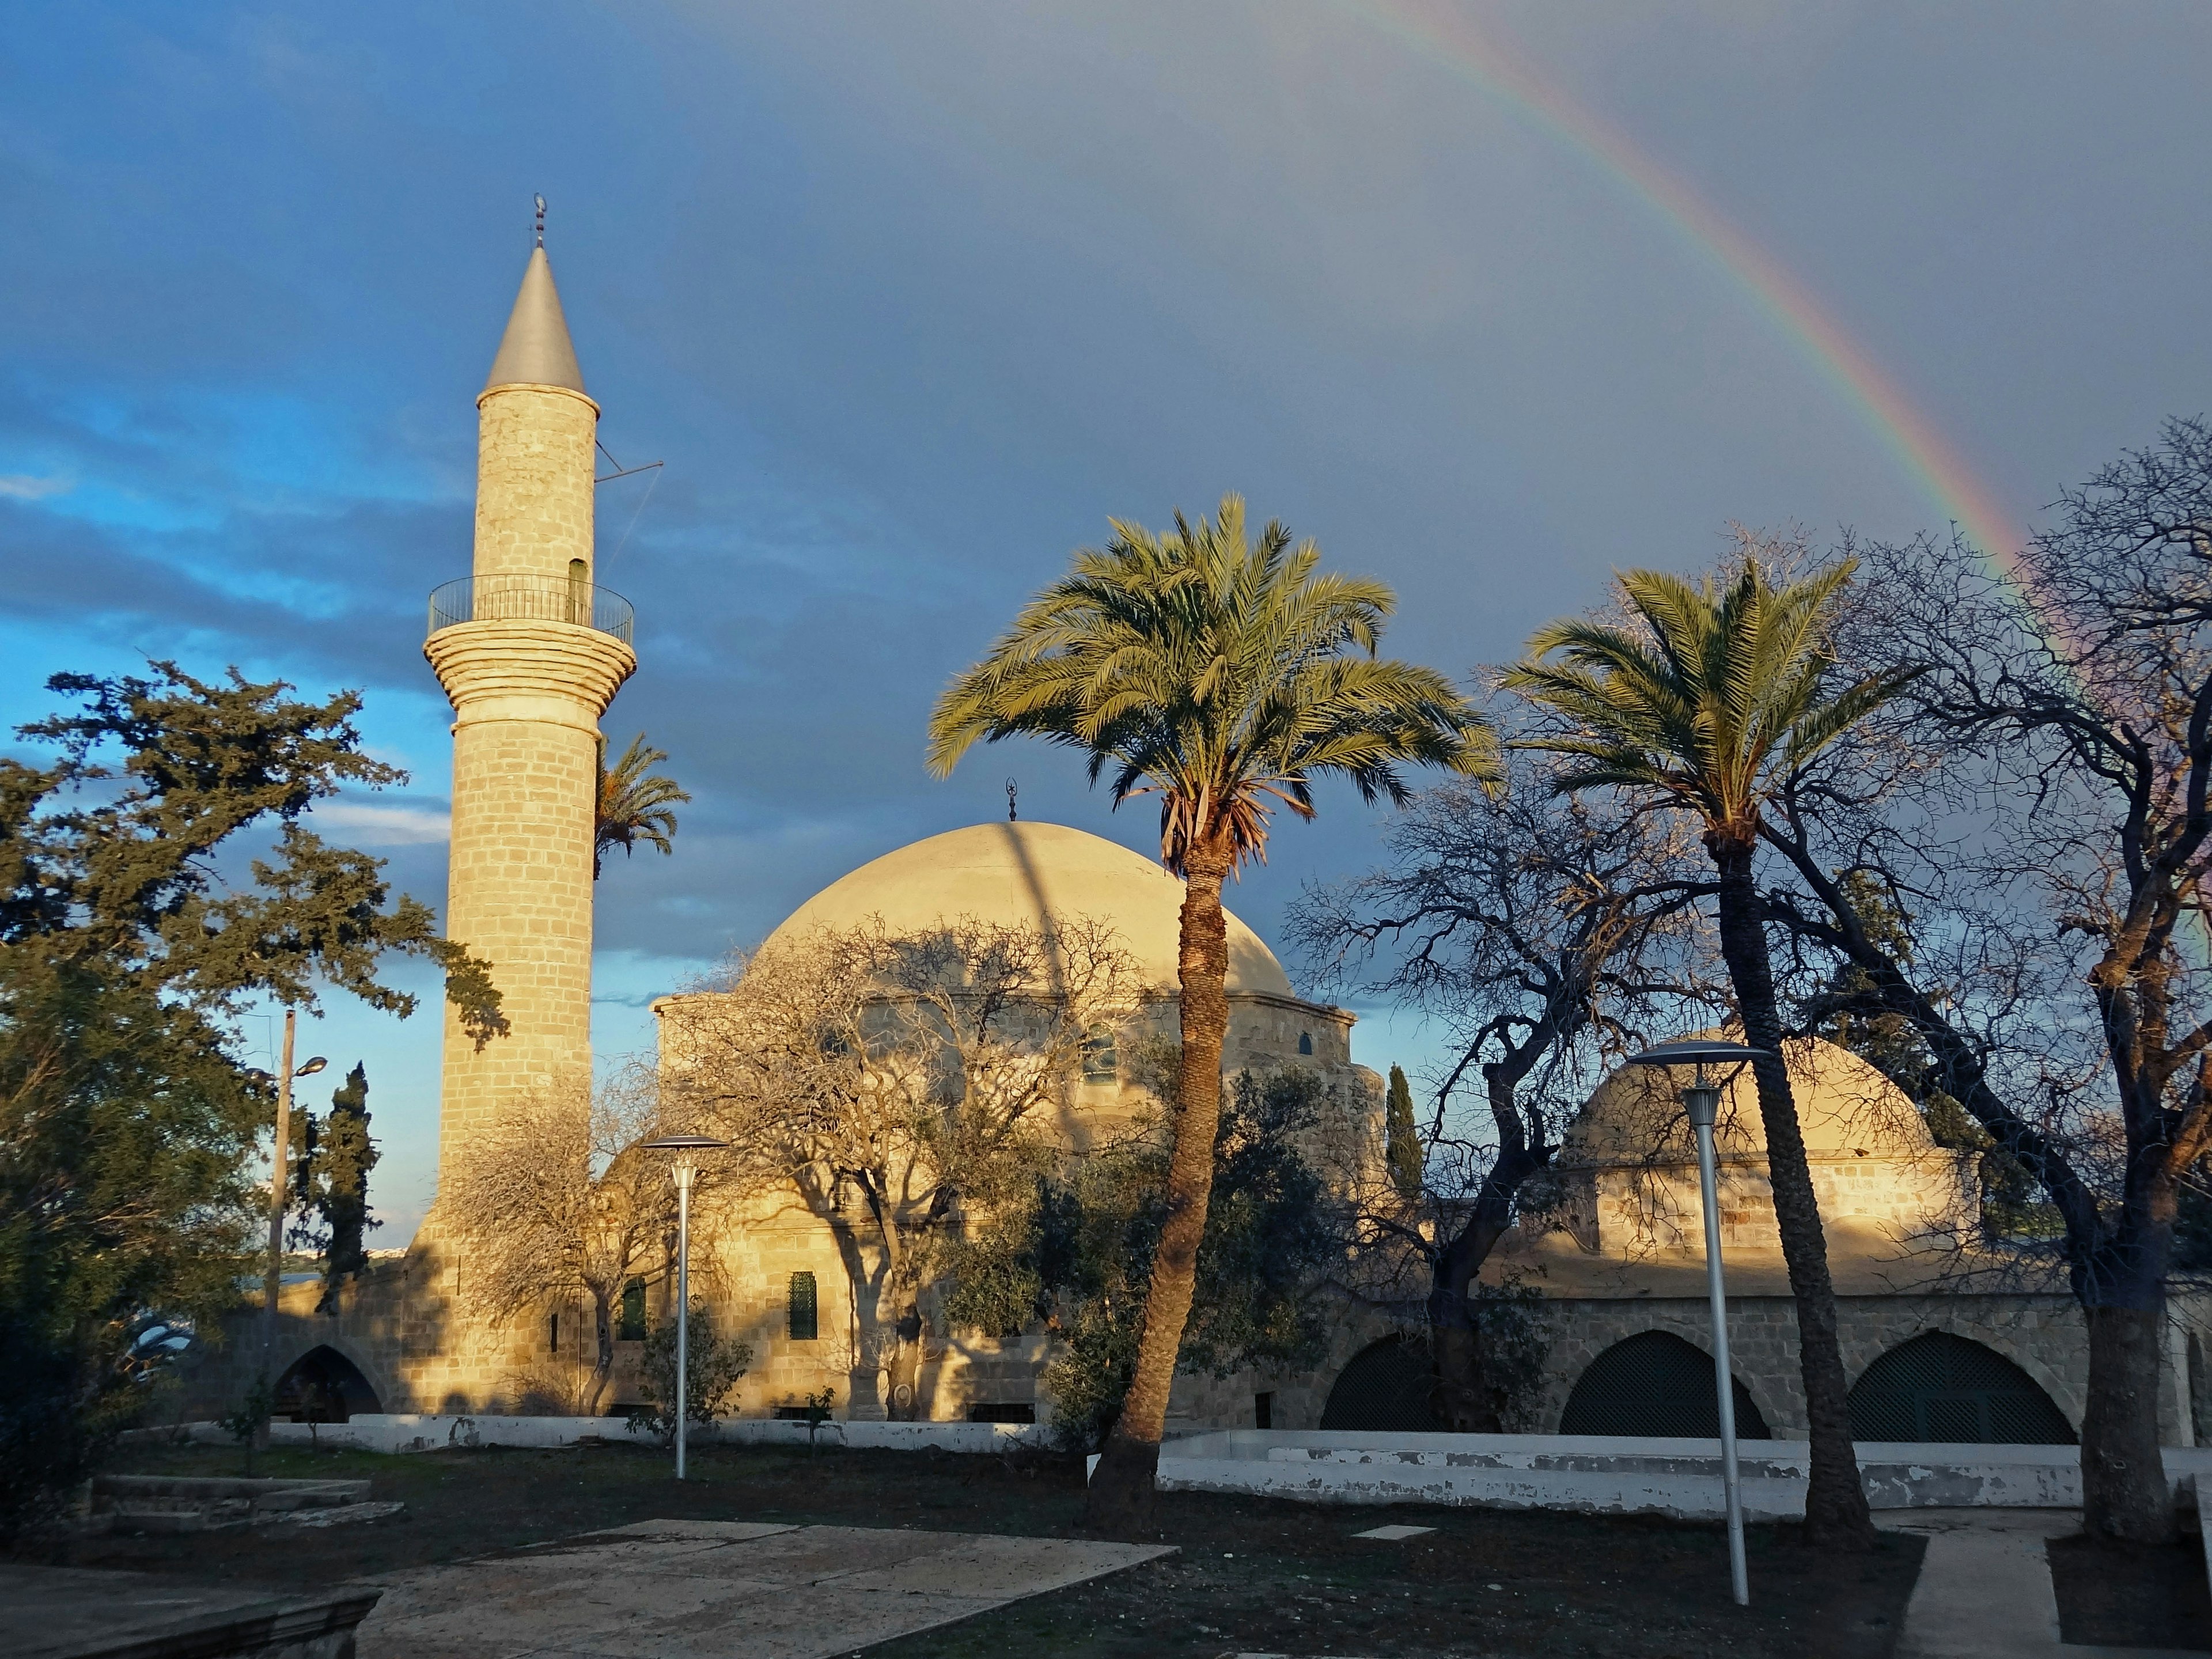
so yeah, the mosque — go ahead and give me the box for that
[189,230,2210,1455]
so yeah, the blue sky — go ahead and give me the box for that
[7,2,2209,1240]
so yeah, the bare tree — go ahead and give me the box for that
[441,1064,683,1415]
[1290,757,1719,1428]
[664,915,1142,1419]
[1748,423,2212,1540]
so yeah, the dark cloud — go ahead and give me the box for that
[7,0,2210,1236]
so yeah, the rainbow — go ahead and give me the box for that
[1339,0,2023,571]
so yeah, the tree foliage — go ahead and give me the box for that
[1505,546,1907,1546]
[943,1067,1341,1453]
[3,665,504,1040]
[0,663,505,1533]
[669,915,1141,1419]
[594,733,690,880]
[287,1063,381,1313]
[624,1301,752,1441]
[441,1066,680,1415]
[1383,1065,1422,1202]
[925,495,1493,1524]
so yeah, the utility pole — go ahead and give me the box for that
[257,1009,325,1444]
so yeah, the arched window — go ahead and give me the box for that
[1848,1332,2074,1444]
[789,1271,819,1342]
[1559,1330,1772,1439]
[619,1277,646,1341]
[273,1346,382,1423]
[567,557,590,623]
[1320,1338,1445,1432]
[1298,1031,1314,1056]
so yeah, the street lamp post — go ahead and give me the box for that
[642,1135,728,1480]
[1626,1037,1771,1610]
[258,1009,327,1430]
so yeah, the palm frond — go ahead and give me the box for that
[595,734,691,879]
[1508,554,1911,844]
[926,493,1496,875]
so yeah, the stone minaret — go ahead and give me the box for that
[426,225,634,1172]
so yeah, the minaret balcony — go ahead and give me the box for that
[427,574,635,646]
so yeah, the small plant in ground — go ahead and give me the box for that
[795,1387,837,1456]
[624,1301,751,1443]
[219,1377,275,1476]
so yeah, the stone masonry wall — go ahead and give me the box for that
[473,385,598,584]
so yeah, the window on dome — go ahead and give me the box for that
[1298,1031,1313,1056]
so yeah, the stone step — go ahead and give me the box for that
[91,1475,371,1513]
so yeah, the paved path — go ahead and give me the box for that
[354,1520,1172,1659]
[1884,1508,2202,1659]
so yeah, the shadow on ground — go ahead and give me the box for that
[29,1440,1923,1658]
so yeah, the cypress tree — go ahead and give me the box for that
[1385,1064,1423,1200]
[310,1065,378,1312]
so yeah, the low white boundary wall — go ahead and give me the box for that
[1142,1429,2212,1521]
[168,1414,1049,1456]
[156,1418,2212,1522]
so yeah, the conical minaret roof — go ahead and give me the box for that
[483,243,586,394]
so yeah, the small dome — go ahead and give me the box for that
[761,821,1295,997]
[1566,1034,1935,1163]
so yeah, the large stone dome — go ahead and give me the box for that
[1566,1034,1936,1163]
[761,820,1296,997]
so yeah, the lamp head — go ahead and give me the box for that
[296,1056,328,1078]
[642,1134,728,1192]
[1624,1039,1772,1070]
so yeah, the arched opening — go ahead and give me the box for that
[1559,1330,1772,1439]
[1848,1331,2074,1444]
[1320,1338,1445,1432]
[273,1345,382,1423]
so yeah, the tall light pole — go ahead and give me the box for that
[642,1135,728,1480]
[1626,1037,1770,1610]
[258,1010,326,1430]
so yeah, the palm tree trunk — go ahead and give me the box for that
[1082,839,1232,1531]
[1711,836,1874,1547]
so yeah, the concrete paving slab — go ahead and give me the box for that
[679,1525,964,1585]
[365,1564,756,1642]
[354,1521,1173,1659]
[1884,1508,2203,1659]
[498,1536,763,1568]
[578,1521,800,1543]
[830,1534,1169,1599]
[541,1588,1003,1659]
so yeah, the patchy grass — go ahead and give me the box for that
[40,1438,1921,1657]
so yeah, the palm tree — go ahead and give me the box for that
[927,495,1495,1529]
[1502,554,1914,1548]
[594,734,690,879]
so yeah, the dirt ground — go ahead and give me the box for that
[32,1438,1925,1658]
[2048,1532,2212,1652]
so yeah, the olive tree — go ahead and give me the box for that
[664,915,1141,1419]
[441,1065,681,1415]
